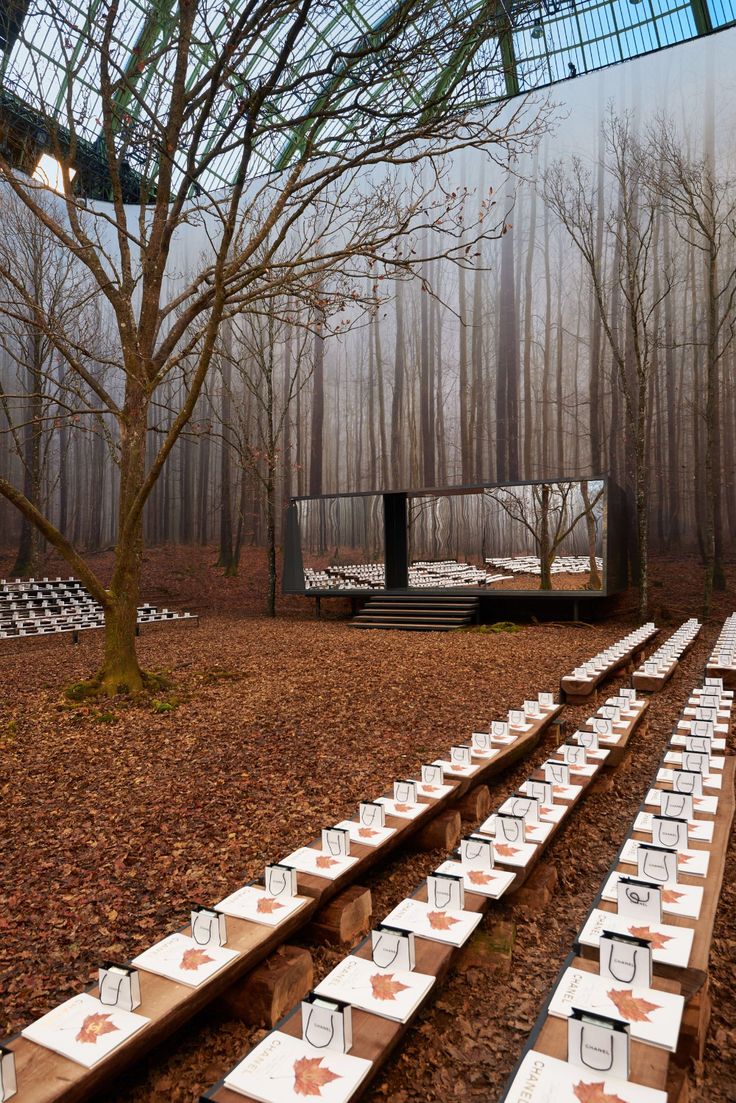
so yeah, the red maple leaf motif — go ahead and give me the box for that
[573,1081,628,1103]
[180,947,215,971]
[257,896,285,914]
[427,909,460,930]
[467,869,493,885]
[315,855,338,869]
[661,888,685,904]
[677,853,691,865]
[607,987,662,1022]
[394,803,413,812]
[628,925,674,951]
[75,1012,119,1044]
[370,972,411,1000]
[422,784,439,792]
[358,827,378,838]
[293,1055,342,1097]
[494,843,520,857]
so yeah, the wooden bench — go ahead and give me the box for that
[632,620,701,693]
[561,625,659,704]
[202,702,652,1103]
[2,705,562,1103]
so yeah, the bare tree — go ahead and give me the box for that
[487,479,604,590]
[646,117,736,615]
[0,0,547,694]
[544,112,672,618]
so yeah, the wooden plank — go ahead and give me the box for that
[561,628,659,703]
[4,707,562,1103]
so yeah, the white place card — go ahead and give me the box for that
[578,908,694,968]
[474,834,538,867]
[664,751,723,773]
[633,810,713,843]
[381,897,483,946]
[671,733,724,751]
[622,837,710,881]
[375,796,429,820]
[223,1030,372,1103]
[435,859,515,899]
[480,813,553,845]
[432,757,482,778]
[601,872,703,920]
[503,1050,667,1103]
[415,779,454,799]
[658,768,720,792]
[131,932,239,988]
[216,884,310,927]
[334,819,396,848]
[280,846,359,880]
[315,954,434,1024]
[645,788,718,816]
[21,993,149,1069]
[549,967,684,1052]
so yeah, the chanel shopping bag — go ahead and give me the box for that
[98,962,141,1011]
[371,924,416,970]
[568,1008,630,1080]
[301,993,352,1053]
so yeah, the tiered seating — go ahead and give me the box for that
[0,577,196,641]
[2,695,564,1101]
[705,612,736,686]
[499,677,734,1103]
[203,691,654,1103]
[303,560,514,591]
[486,555,604,576]
[560,623,658,703]
[633,618,701,692]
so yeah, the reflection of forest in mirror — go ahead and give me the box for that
[296,480,605,592]
[408,480,605,591]
[297,495,386,590]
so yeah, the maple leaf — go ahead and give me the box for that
[257,896,285,914]
[370,972,411,1000]
[607,987,662,1022]
[628,925,673,951]
[662,888,685,904]
[677,853,691,865]
[180,947,214,971]
[75,1012,119,1044]
[573,1081,628,1103]
[494,843,520,857]
[293,1055,342,1097]
[427,910,460,930]
[423,784,439,792]
[394,803,413,812]
[315,855,338,869]
[467,869,493,885]
[540,806,553,815]
[358,827,378,838]
[553,785,568,795]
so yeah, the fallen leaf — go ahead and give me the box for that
[607,987,662,1022]
[370,972,411,1001]
[293,1054,342,1097]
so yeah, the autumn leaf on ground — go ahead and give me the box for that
[257,896,285,914]
[494,843,520,857]
[467,869,493,885]
[662,889,685,905]
[358,827,378,838]
[628,925,673,951]
[427,910,460,930]
[573,1081,628,1103]
[607,988,662,1022]
[315,855,338,869]
[180,947,214,970]
[370,972,411,1001]
[75,1012,119,1044]
[293,1055,342,1097]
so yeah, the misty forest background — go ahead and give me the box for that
[1,31,734,585]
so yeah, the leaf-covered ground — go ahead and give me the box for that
[0,547,733,1102]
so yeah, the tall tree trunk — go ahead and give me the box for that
[390,281,406,485]
[218,349,236,573]
[522,163,538,478]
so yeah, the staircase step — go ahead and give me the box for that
[351,593,479,632]
[352,620,466,631]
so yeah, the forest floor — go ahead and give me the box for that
[1,546,734,1103]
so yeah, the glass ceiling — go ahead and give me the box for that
[0,0,734,191]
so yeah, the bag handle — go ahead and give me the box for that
[578,1027,614,1072]
[304,1008,335,1049]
